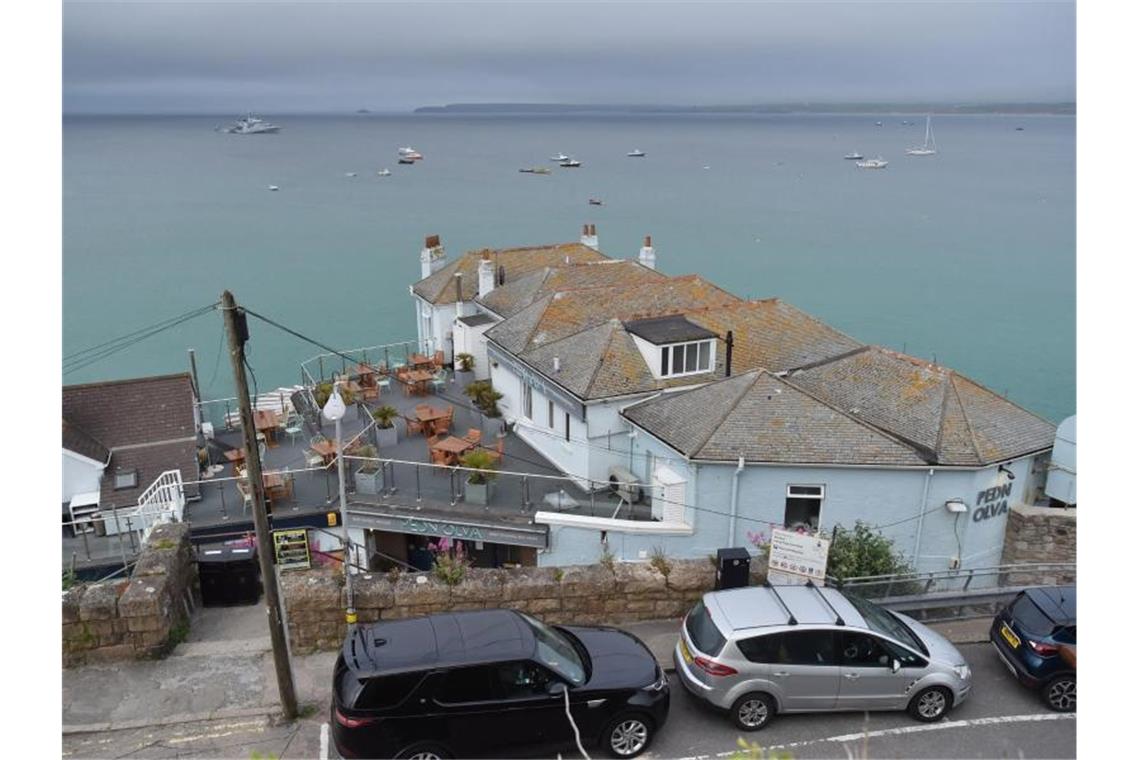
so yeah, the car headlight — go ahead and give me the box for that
[953,664,971,681]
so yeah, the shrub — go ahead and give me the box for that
[314,381,355,408]
[371,405,398,429]
[599,545,616,572]
[746,530,771,566]
[826,521,913,581]
[463,380,503,418]
[456,353,475,372]
[429,537,471,586]
[459,448,499,485]
[648,546,672,579]
[354,444,380,474]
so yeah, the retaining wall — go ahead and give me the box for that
[1001,503,1076,575]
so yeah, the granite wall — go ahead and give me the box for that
[62,522,200,667]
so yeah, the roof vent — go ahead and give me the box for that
[553,357,561,373]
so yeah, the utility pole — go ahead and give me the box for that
[221,290,299,720]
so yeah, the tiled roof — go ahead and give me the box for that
[62,373,200,507]
[623,371,929,465]
[62,419,110,464]
[412,242,609,306]
[785,347,1056,465]
[478,259,666,318]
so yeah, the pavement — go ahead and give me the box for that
[63,608,1036,759]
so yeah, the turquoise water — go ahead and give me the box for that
[63,113,1074,421]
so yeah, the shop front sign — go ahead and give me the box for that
[346,508,549,548]
[973,482,1013,522]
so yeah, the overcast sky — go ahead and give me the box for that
[63,0,1076,113]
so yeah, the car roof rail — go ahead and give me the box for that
[805,579,845,626]
[762,579,798,625]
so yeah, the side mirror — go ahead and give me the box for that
[891,659,901,674]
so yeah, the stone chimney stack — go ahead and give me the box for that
[638,235,656,270]
[477,251,495,298]
[581,223,598,250]
[420,234,447,279]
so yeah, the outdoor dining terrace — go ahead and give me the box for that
[64,346,654,576]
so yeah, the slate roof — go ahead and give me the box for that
[62,419,110,464]
[478,259,666,318]
[622,370,929,466]
[784,346,1057,465]
[62,373,200,507]
[411,242,609,306]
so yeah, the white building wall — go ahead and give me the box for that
[63,451,103,504]
[453,321,494,380]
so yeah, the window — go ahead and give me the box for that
[356,672,426,710]
[521,381,533,420]
[520,613,586,685]
[548,399,555,428]
[841,632,896,668]
[738,630,836,666]
[435,666,496,704]
[841,593,927,655]
[565,412,571,442]
[113,469,138,490]
[685,600,727,656]
[785,485,824,531]
[494,661,556,700]
[658,340,714,378]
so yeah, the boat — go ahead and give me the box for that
[345,172,357,178]
[855,157,889,169]
[397,147,424,161]
[397,157,416,165]
[1015,126,1025,131]
[519,167,551,174]
[588,199,604,206]
[875,121,883,126]
[844,152,864,160]
[627,149,646,157]
[377,169,391,177]
[559,159,581,167]
[906,115,938,156]
[224,114,281,134]
[268,185,280,191]
[550,153,570,162]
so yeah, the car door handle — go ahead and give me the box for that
[772,672,790,678]
[844,673,860,680]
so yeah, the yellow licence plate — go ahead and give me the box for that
[1001,623,1021,649]
[681,639,694,664]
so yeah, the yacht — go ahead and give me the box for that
[550,152,570,162]
[906,115,938,156]
[345,172,357,178]
[588,198,604,206]
[224,114,281,134]
[397,147,424,161]
[267,185,280,191]
[377,169,392,177]
[855,156,889,169]
[559,158,581,167]
[627,149,646,157]
[844,151,864,160]
[875,121,884,127]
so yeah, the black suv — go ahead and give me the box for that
[990,586,1076,712]
[331,609,669,759]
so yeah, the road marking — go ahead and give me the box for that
[320,722,329,760]
[660,713,1076,759]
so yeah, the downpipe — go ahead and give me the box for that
[912,468,934,569]
[728,456,745,546]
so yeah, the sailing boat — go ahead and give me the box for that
[906,115,938,156]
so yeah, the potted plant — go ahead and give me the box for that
[455,352,475,384]
[314,381,355,409]
[371,405,399,447]
[460,448,498,505]
[464,380,504,437]
[353,444,382,495]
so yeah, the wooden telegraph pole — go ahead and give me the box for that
[220,290,299,720]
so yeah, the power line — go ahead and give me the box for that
[242,308,365,373]
[63,303,219,375]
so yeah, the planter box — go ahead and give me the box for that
[374,425,398,448]
[482,415,505,439]
[355,468,383,495]
[466,480,495,505]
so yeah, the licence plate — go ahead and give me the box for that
[1000,623,1021,649]
[680,639,693,664]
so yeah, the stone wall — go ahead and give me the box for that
[1001,503,1076,583]
[62,522,200,668]
[281,558,764,654]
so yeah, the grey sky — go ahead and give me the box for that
[63,1,1075,113]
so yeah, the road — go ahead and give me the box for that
[63,644,1074,759]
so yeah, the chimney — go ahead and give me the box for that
[638,235,656,270]
[420,234,446,279]
[477,251,495,298]
[454,272,463,304]
[725,330,734,377]
[581,223,598,250]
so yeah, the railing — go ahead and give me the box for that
[134,469,186,541]
[299,339,421,387]
[63,515,140,575]
[197,386,304,432]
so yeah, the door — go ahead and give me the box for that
[737,630,840,711]
[429,665,532,757]
[836,632,922,710]
[489,660,570,754]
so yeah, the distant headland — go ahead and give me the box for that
[414,102,1075,115]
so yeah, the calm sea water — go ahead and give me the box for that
[63,113,1074,421]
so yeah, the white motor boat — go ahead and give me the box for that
[397,147,424,160]
[844,152,864,160]
[559,158,581,167]
[377,169,392,177]
[906,115,938,156]
[855,157,889,169]
[224,114,282,134]
[627,149,646,157]
[268,185,280,191]
[345,172,357,177]
[550,152,570,162]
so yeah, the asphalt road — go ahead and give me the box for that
[63,644,1074,759]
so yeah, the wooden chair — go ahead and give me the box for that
[484,437,505,466]
[463,428,482,446]
[432,350,445,370]
[429,447,450,470]
[438,407,455,435]
[405,415,424,435]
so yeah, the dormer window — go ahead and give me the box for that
[659,340,713,377]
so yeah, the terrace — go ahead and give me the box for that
[63,341,653,576]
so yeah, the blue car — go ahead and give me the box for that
[989,586,1076,712]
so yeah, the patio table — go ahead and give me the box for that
[408,353,434,369]
[310,439,339,466]
[404,369,435,395]
[253,409,279,445]
[431,435,476,465]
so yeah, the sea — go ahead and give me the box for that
[63,113,1075,422]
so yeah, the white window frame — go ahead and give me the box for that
[784,484,825,530]
[658,339,715,379]
[521,381,533,420]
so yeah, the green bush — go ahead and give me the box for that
[463,380,503,418]
[370,405,398,429]
[826,521,912,581]
[456,352,475,372]
[459,448,498,484]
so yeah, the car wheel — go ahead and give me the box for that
[395,742,453,760]
[602,713,655,758]
[731,692,776,731]
[908,686,952,722]
[1043,675,1076,712]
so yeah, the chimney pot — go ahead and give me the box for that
[553,356,561,373]
[644,235,652,246]
[583,224,589,235]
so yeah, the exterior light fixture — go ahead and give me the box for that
[997,464,1016,481]
[322,387,346,422]
[945,499,968,513]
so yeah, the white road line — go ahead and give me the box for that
[320,721,330,760]
[660,713,1076,760]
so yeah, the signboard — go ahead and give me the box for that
[768,527,830,584]
[273,528,312,570]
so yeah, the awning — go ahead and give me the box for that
[69,491,100,509]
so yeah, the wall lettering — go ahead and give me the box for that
[973,482,1013,522]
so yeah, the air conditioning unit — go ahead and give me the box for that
[608,466,644,504]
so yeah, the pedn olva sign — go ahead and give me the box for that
[973,482,1013,522]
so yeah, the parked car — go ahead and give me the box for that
[989,585,1076,712]
[331,609,669,759]
[673,583,972,730]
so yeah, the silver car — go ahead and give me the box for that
[673,583,972,730]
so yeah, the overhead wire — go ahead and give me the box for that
[64,303,220,375]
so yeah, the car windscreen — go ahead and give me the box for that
[842,593,927,655]
[685,599,727,656]
[522,614,586,686]
[1010,592,1057,636]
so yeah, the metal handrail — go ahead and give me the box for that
[831,562,1076,587]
